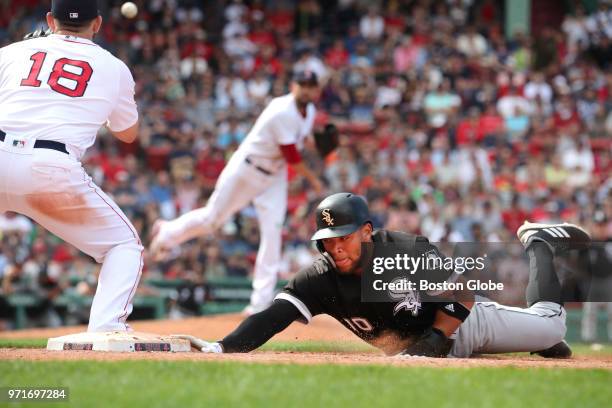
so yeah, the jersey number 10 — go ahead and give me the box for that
[20,52,93,98]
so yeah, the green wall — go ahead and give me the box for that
[505,0,531,39]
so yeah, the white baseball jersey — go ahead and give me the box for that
[0,33,143,332]
[235,93,316,173]
[0,34,137,159]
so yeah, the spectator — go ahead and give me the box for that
[424,79,461,128]
[456,26,488,58]
[497,87,532,119]
[359,6,385,43]
[0,0,610,326]
[393,35,426,74]
[0,212,32,235]
[524,72,553,105]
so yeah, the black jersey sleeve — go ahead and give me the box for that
[275,255,332,323]
[219,299,303,353]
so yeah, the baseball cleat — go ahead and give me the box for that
[531,340,572,359]
[516,222,591,254]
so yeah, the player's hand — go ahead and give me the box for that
[171,335,223,353]
[400,327,451,358]
[149,219,172,261]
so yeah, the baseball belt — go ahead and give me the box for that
[245,157,273,176]
[0,130,69,155]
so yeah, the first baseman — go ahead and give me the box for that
[187,193,589,358]
[0,0,142,331]
[150,71,324,314]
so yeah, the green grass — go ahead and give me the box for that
[1,360,611,408]
[260,340,376,353]
[0,338,47,349]
[567,343,612,356]
[1,339,611,407]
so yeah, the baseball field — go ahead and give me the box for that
[1,314,612,407]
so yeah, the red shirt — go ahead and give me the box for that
[493,174,514,192]
[249,30,276,48]
[478,114,504,138]
[456,119,480,145]
[384,16,405,31]
[502,208,529,232]
[553,110,580,130]
[529,206,550,222]
[267,11,294,33]
[180,41,214,60]
[197,153,225,182]
[253,56,282,76]
[286,190,308,216]
[325,48,349,69]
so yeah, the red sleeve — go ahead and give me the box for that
[279,144,302,164]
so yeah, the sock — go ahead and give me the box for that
[526,243,562,307]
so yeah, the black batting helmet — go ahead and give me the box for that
[311,192,372,252]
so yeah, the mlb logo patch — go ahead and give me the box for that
[69,12,79,19]
[12,140,25,148]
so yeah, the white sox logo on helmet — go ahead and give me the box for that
[321,209,334,226]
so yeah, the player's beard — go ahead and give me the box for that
[295,99,309,111]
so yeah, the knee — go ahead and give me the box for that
[118,234,144,250]
[101,237,143,261]
[544,314,567,347]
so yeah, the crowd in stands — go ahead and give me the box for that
[0,0,610,327]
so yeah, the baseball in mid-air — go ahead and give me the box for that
[121,2,138,19]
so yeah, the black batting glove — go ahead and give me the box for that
[401,327,452,358]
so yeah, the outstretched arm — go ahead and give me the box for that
[181,260,326,352]
[219,299,303,352]
[179,300,303,353]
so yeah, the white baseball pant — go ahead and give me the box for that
[0,136,143,332]
[159,152,287,312]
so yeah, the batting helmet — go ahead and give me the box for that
[311,193,372,252]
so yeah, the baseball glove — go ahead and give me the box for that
[313,123,339,158]
[23,28,52,40]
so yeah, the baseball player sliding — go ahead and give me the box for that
[182,193,591,358]
[0,0,143,332]
[150,71,327,314]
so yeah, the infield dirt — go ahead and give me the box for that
[1,314,611,369]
